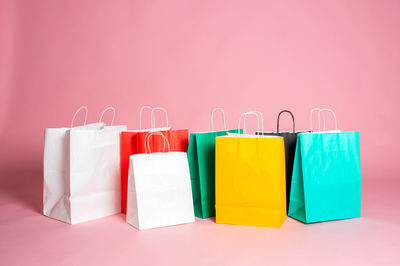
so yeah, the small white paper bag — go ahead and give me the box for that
[127,132,194,230]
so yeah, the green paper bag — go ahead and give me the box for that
[288,109,361,223]
[187,108,241,218]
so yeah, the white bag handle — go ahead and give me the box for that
[99,107,115,126]
[310,108,338,131]
[320,108,338,131]
[310,108,322,132]
[139,105,153,130]
[238,110,263,135]
[246,110,264,134]
[71,106,88,128]
[208,108,227,131]
[144,131,170,154]
[151,107,169,128]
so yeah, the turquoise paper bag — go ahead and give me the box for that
[288,109,361,223]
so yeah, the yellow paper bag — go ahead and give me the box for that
[215,111,286,228]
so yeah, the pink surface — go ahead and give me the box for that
[1,177,400,265]
[1,0,400,265]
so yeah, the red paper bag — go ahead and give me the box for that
[120,106,189,213]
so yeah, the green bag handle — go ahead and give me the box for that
[209,108,227,132]
[277,110,295,133]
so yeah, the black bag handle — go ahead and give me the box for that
[277,110,295,133]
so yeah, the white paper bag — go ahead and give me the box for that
[43,106,127,224]
[126,132,194,230]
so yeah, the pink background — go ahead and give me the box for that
[1,0,399,265]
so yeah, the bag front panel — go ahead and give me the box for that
[215,136,286,227]
[69,127,125,223]
[300,132,361,222]
[131,152,195,230]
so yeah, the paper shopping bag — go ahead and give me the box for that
[256,110,309,213]
[120,107,188,213]
[120,106,171,213]
[43,106,127,224]
[187,108,241,218]
[215,111,286,228]
[126,132,194,230]
[288,109,361,223]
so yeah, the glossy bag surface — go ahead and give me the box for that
[288,132,361,223]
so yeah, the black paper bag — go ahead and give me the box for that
[256,110,308,213]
